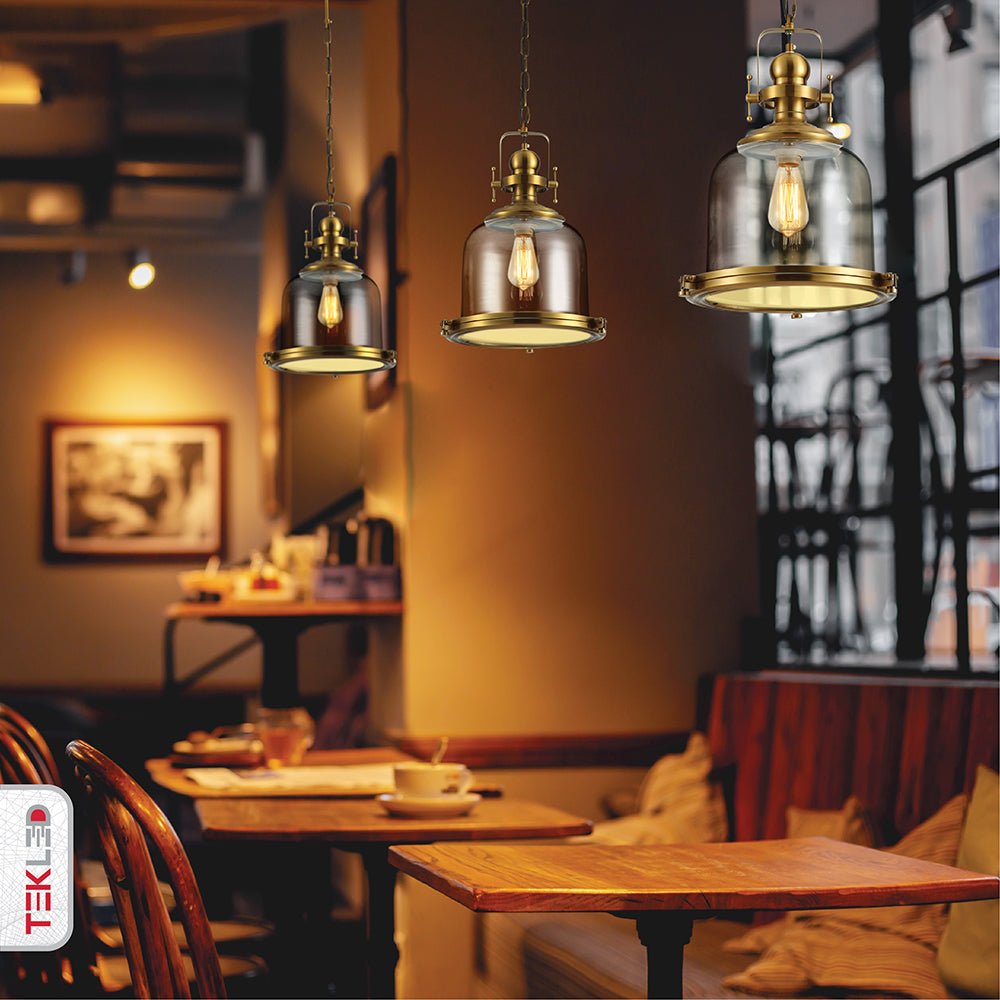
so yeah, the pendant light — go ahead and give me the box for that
[264,0,396,375]
[441,0,606,351]
[679,1,897,316]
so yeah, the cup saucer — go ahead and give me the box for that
[376,792,482,818]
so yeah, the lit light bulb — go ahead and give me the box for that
[507,230,540,291]
[128,261,155,290]
[768,158,809,238]
[317,281,343,329]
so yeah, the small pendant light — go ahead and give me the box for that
[680,1,897,316]
[265,0,396,375]
[441,0,606,351]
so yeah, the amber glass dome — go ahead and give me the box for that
[442,139,606,350]
[266,272,395,374]
[443,220,604,348]
[681,34,896,315]
[682,146,896,313]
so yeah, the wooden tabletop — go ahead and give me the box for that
[388,836,1000,913]
[196,796,592,845]
[165,600,403,621]
[147,747,412,798]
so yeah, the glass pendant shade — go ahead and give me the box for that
[681,24,896,315]
[442,220,605,348]
[266,271,395,374]
[681,146,896,312]
[262,0,395,377]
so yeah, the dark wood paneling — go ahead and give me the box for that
[852,683,907,837]
[966,687,1000,789]
[708,673,997,841]
[762,682,810,839]
[810,682,859,809]
[709,676,778,841]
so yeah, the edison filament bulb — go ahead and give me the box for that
[768,157,809,238]
[317,281,343,329]
[508,230,540,292]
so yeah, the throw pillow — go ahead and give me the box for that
[786,795,878,847]
[588,733,728,845]
[937,766,999,998]
[725,795,878,955]
[722,793,968,998]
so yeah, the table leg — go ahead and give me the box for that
[362,847,399,1000]
[163,617,178,697]
[634,913,693,999]
[257,622,303,708]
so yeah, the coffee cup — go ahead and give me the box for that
[393,762,473,798]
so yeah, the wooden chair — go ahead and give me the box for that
[0,719,103,998]
[0,704,270,958]
[67,739,232,999]
[0,703,61,784]
[0,720,263,998]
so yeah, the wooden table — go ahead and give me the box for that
[389,837,1000,999]
[147,747,412,798]
[196,793,592,998]
[163,599,403,704]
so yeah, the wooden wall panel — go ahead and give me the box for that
[708,673,997,842]
[852,683,907,837]
[895,685,971,835]
[762,682,811,839]
[710,677,778,842]
[965,686,999,789]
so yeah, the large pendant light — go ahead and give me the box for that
[265,0,396,375]
[679,1,897,316]
[441,0,606,351]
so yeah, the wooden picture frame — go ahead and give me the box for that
[43,419,227,562]
[362,155,400,410]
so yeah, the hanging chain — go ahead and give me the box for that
[324,0,335,203]
[518,0,531,132]
[780,0,795,47]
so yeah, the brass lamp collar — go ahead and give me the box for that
[485,130,564,231]
[741,26,841,159]
[300,206,363,283]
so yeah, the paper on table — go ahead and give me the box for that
[184,763,396,793]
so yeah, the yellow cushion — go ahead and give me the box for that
[938,766,999,998]
[723,794,968,998]
[588,733,728,845]
[786,795,877,847]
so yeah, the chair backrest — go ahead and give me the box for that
[0,720,42,783]
[0,718,102,998]
[66,740,225,1000]
[0,703,61,785]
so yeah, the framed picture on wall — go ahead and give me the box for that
[362,155,400,410]
[43,419,227,562]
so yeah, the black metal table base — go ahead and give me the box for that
[633,912,694,999]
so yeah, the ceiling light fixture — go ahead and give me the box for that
[441,0,606,351]
[680,1,897,317]
[128,249,156,290]
[264,0,395,376]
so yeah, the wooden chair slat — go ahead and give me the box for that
[67,739,226,1000]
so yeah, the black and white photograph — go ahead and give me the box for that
[44,420,226,560]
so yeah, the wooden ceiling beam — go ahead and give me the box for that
[0,2,364,44]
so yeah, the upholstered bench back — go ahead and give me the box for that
[706,671,998,841]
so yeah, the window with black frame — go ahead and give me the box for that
[751,0,999,673]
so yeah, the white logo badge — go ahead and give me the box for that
[0,786,73,951]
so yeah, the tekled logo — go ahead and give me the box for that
[0,786,73,951]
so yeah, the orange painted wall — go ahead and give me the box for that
[364,0,757,739]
